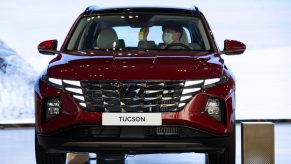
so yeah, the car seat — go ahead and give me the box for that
[138,41,157,49]
[96,28,118,49]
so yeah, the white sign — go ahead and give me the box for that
[102,113,162,126]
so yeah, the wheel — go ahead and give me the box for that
[207,125,236,164]
[35,132,66,164]
[96,154,125,164]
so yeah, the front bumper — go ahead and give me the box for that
[35,76,235,136]
[35,75,236,153]
[36,125,231,154]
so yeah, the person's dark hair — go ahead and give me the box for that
[162,21,183,35]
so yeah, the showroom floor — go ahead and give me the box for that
[0,123,290,164]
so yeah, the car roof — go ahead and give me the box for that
[82,5,200,16]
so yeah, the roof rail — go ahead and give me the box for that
[192,6,200,14]
[83,5,99,15]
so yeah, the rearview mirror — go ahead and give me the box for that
[222,39,246,55]
[37,40,58,55]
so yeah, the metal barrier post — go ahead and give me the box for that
[241,122,275,164]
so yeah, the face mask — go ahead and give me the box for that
[163,32,173,44]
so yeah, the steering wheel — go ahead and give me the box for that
[164,43,191,50]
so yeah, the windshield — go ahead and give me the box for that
[65,14,212,51]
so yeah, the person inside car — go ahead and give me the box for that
[138,22,190,49]
[160,21,191,49]
[162,22,183,45]
[138,27,149,41]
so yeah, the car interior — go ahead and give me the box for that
[67,15,210,51]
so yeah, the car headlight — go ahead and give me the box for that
[205,97,226,122]
[178,76,227,109]
[205,98,221,120]
[48,77,63,86]
[203,76,227,89]
[45,98,61,121]
[41,75,63,89]
[42,75,86,108]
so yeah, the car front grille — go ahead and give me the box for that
[64,80,204,112]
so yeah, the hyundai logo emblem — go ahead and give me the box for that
[120,85,144,97]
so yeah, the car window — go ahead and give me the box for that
[66,14,212,51]
[114,27,140,47]
[146,26,163,45]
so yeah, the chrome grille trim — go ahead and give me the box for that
[63,80,204,112]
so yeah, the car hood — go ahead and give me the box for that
[47,50,224,80]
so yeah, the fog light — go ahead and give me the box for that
[205,98,221,121]
[46,98,61,121]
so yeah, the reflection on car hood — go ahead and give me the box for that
[47,50,224,80]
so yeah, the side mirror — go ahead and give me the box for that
[222,39,246,55]
[37,40,58,55]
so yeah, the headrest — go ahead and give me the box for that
[116,39,125,49]
[97,28,118,49]
[138,41,157,49]
[180,29,189,45]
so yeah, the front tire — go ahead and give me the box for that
[35,132,66,164]
[207,124,236,164]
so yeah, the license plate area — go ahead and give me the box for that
[102,113,162,126]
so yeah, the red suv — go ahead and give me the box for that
[35,5,245,164]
